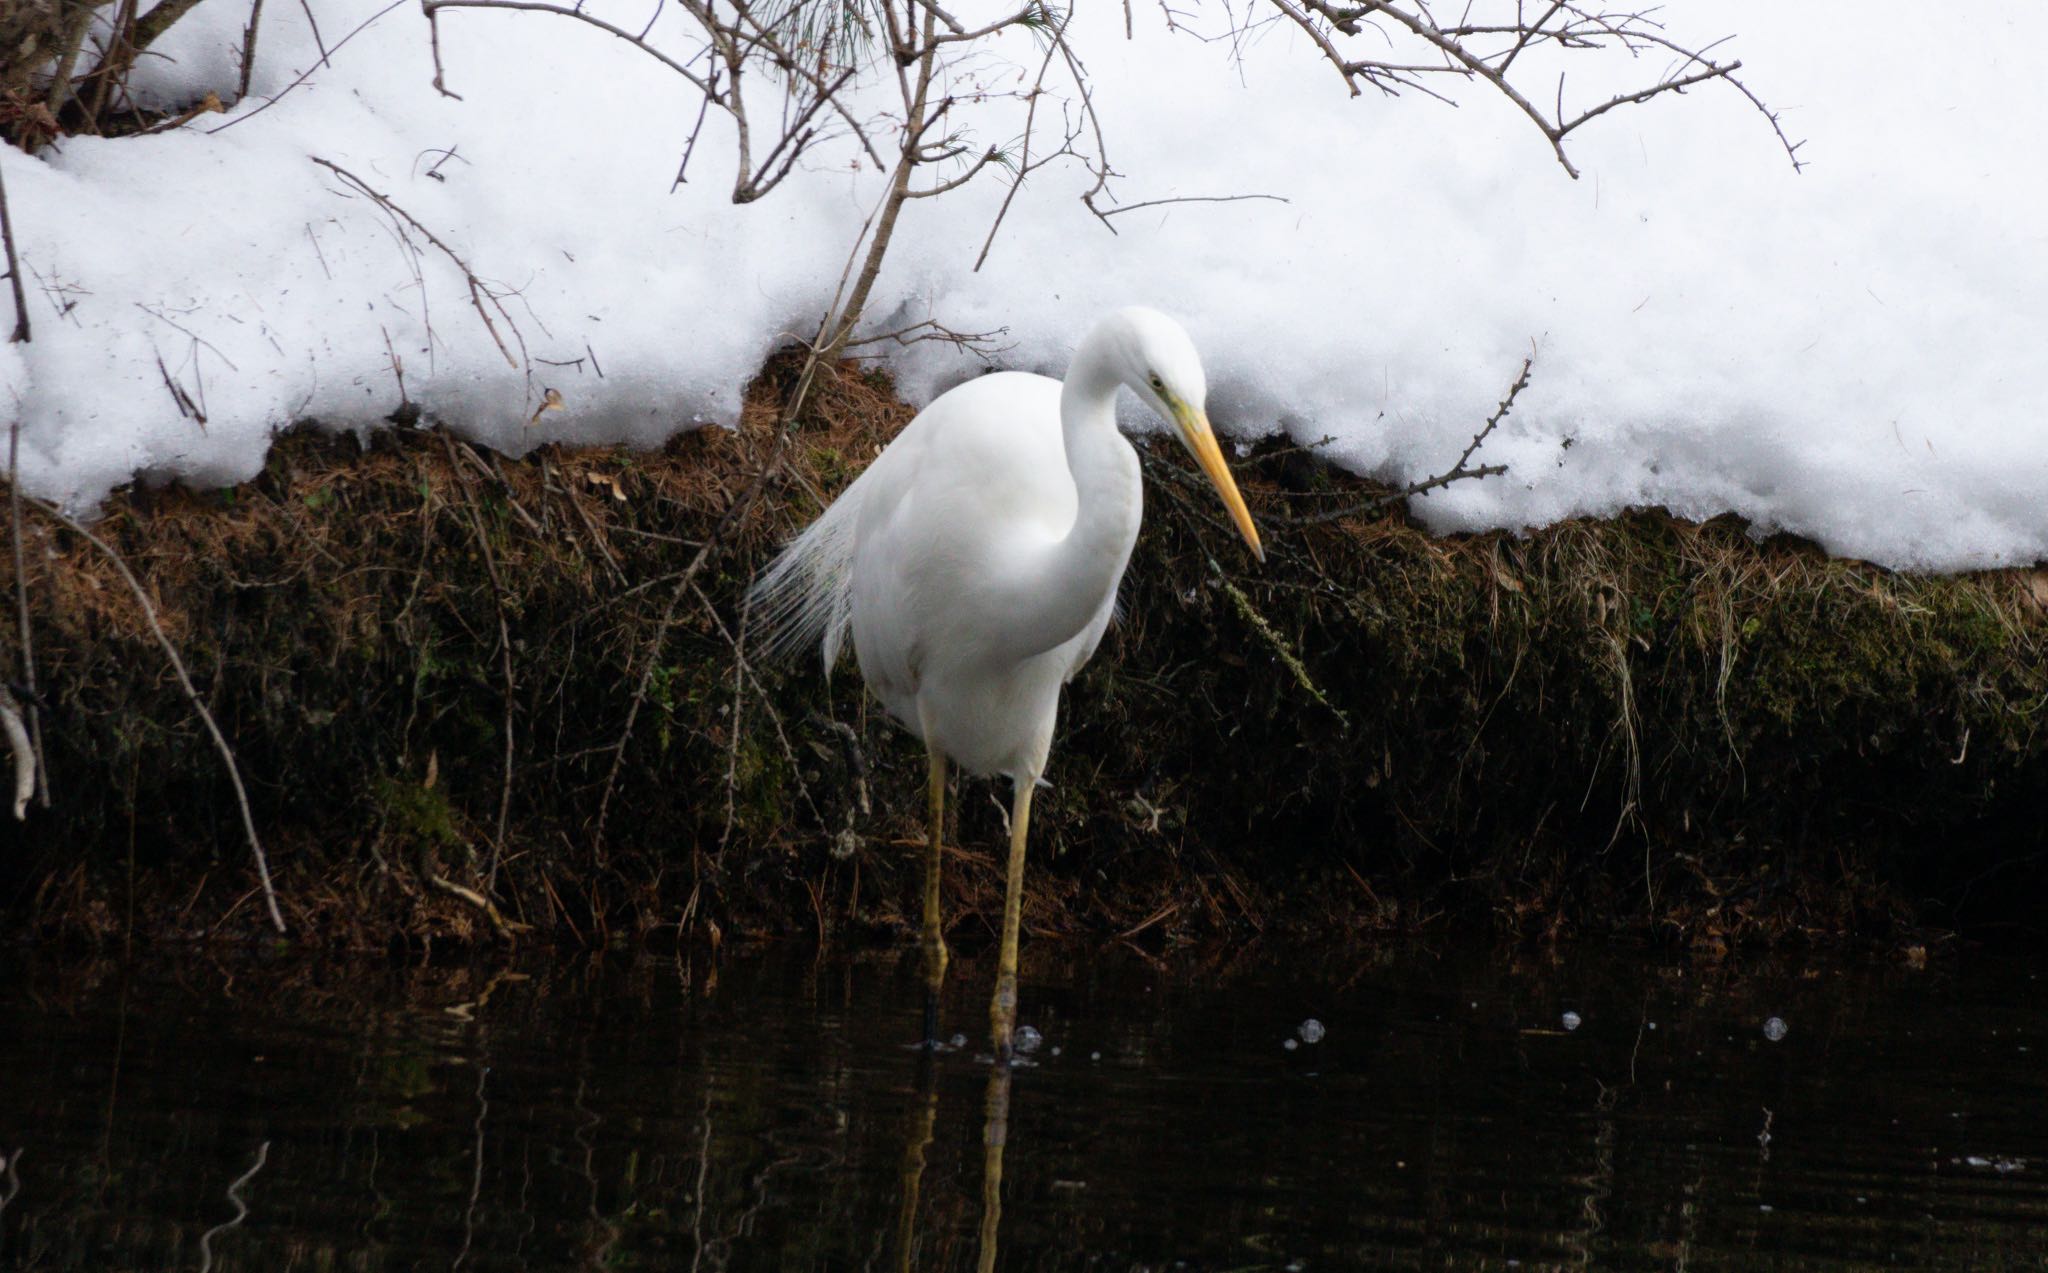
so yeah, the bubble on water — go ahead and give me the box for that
[1283,1038,1299,1051]
[1014,1025,1043,1054]
[1090,1051,1101,1062]
[1758,1204,1774,1213]
[1562,1011,1583,1031]
[1647,1022,1658,1031]
[1298,1018,1326,1044]
[1763,1017,1789,1042]
[1050,1045,1062,1057]
[950,1034,968,1049]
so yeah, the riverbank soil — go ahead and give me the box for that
[3,356,2044,949]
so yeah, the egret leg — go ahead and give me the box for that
[988,778,1036,1061]
[921,748,949,1046]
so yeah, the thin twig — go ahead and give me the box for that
[692,579,826,854]
[236,0,269,101]
[439,431,518,882]
[1260,0,1802,176]
[1275,356,1526,527]
[590,436,791,859]
[716,586,752,859]
[311,156,524,370]
[27,499,286,933]
[205,0,408,135]
[0,158,29,344]
[296,0,332,68]
[971,11,1071,271]
[1095,192,1290,221]
[591,346,836,859]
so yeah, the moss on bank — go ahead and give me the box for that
[2,357,2044,949]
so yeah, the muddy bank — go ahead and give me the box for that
[2,358,2044,949]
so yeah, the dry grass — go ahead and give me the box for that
[2,354,2044,951]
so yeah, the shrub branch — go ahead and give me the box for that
[27,498,286,934]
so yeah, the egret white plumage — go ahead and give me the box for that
[752,307,1262,1058]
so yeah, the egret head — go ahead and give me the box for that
[1110,307,1265,563]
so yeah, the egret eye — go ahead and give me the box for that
[1148,373,1165,393]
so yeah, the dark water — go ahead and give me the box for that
[1,942,2045,1271]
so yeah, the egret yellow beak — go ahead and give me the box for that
[1176,402,1265,563]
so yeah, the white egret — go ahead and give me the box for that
[752,308,1263,1058]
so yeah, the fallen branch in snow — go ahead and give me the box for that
[311,155,525,372]
[839,317,1012,361]
[1275,356,1525,527]
[26,498,287,934]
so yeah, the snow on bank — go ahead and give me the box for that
[1,1,2042,571]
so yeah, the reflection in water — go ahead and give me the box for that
[889,1047,1014,1273]
[977,1066,1011,1273]
[892,1058,939,1273]
[196,1140,267,1273]
[0,1147,20,1234]
[1,945,2047,1269]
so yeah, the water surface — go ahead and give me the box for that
[1,942,2044,1270]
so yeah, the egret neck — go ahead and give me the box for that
[984,339,1143,666]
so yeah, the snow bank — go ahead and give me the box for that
[1,0,2041,570]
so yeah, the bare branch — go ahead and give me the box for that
[439,431,518,882]
[839,317,1012,359]
[1254,0,1803,177]
[311,156,526,371]
[1276,355,1526,527]
[236,0,268,102]
[27,499,286,934]
[1096,191,1290,222]
[206,0,409,135]
[420,0,715,96]
[0,159,27,343]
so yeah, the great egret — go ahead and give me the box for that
[752,307,1263,1058]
